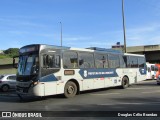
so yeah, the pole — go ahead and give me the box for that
[122,0,127,53]
[60,22,62,47]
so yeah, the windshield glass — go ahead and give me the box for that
[18,54,39,75]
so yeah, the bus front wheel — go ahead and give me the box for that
[64,81,77,98]
[121,77,129,89]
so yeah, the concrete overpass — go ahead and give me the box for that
[112,44,160,63]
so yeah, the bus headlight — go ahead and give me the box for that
[31,81,39,87]
[33,81,39,85]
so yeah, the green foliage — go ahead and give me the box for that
[0,54,10,59]
[0,48,19,59]
[4,48,19,57]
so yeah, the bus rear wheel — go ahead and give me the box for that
[64,81,77,98]
[121,77,129,89]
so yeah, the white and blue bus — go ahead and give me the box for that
[146,63,158,80]
[13,44,146,99]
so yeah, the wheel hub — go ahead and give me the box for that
[67,86,74,94]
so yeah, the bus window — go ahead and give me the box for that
[119,55,126,68]
[94,54,108,68]
[123,56,130,68]
[129,56,138,68]
[155,66,158,71]
[63,51,78,69]
[147,67,151,72]
[43,54,60,68]
[108,54,120,68]
[151,65,157,71]
[138,57,145,68]
[79,53,94,68]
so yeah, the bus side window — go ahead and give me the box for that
[43,54,60,68]
[120,55,126,68]
[43,55,53,68]
[43,55,48,68]
[148,67,151,72]
[55,55,60,68]
[123,56,130,68]
[129,56,138,68]
[108,54,120,68]
[95,54,108,68]
[79,53,94,68]
[63,51,78,69]
[138,57,145,68]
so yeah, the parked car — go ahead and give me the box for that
[0,74,16,92]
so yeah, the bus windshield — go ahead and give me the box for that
[18,54,39,75]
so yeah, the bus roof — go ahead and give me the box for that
[86,47,122,53]
[124,53,145,57]
[20,44,145,57]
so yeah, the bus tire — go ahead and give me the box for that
[121,77,129,89]
[64,81,77,98]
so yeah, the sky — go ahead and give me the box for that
[0,0,160,50]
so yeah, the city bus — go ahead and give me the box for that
[13,44,146,99]
[146,63,158,80]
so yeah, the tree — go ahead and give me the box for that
[4,48,19,57]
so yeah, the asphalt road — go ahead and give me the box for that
[0,80,160,119]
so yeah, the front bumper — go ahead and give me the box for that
[16,82,45,97]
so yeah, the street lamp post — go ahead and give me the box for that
[122,0,127,53]
[60,22,63,47]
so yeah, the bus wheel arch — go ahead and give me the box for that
[121,76,129,89]
[64,79,79,98]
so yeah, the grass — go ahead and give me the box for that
[0,54,10,59]
[0,54,18,74]
[0,68,17,74]
[0,58,18,65]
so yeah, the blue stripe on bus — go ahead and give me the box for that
[79,68,118,79]
[40,74,58,82]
